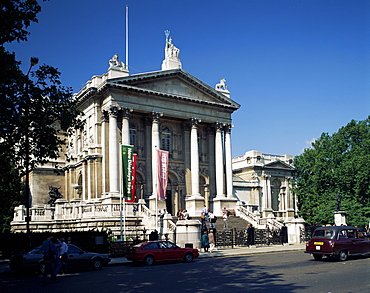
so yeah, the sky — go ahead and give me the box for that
[5,0,370,158]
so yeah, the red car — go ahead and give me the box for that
[305,226,370,261]
[126,240,199,265]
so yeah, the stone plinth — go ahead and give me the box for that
[334,211,347,226]
[175,220,201,249]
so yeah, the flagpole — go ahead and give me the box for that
[124,200,127,241]
[120,190,123,241]
[119,145,123,241]
[155,183,158,231]
[125,5,129,68]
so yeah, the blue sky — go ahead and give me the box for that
[6,0,370,157]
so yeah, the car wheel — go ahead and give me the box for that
[338,250,348,261]
[92,258,103,270]
[313,254,323,261]
[144,255,155,266]
[184,252,194,263]
[39,263,46,274]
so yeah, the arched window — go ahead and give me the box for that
[161,125,172,152]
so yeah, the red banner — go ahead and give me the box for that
[157,150,169,201]
[126,154,137,203]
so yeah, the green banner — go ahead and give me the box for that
[122,145,134,200]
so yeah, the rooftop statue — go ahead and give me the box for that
[164,30,180,60]
[216,78,228,91]
[109,54,125,68]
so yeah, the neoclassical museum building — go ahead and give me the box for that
[12,35,302,240]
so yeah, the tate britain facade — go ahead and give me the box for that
[11,35,301,239]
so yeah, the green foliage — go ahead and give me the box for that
[293,117,370,226]
[0,154,22,233]
[0,0,83,231]
[0,0,44,44]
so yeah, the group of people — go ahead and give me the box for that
[200,206,232,230]
[41,235,68,284]
[201,229,216,253]
[176,209,190,220]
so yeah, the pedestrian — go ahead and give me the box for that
[177,210,184,220]
[183,210,190,220]
[222,210,229,229]
[59,238,68,274]
[149,230,159,241]
[41,234,58,283]
[208,230,216,253]
[201,231,209,252]
[133,205,138,216]
[53,239,62,276]
[265,225,272,246]
[281,223,288,245]
[203,205,209,221]
[209,211,217,229]
[245,224,255,247]
[200,212,207,231]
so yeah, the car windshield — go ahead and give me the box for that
[28,246,42,254]
[313,229,335,239]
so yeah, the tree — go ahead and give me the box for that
[0,0,83,232]
[293,117,370,227]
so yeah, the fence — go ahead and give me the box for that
[211,228,283,248]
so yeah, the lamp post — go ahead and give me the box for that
[24,57,39,248]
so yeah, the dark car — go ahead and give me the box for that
[305,226,370,261]
[126,240,199,265]
[9,244,110,273]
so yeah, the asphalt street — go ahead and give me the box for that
[1,249,369,293]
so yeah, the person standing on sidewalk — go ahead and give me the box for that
[245,224,255,247]
[208,230,216,252]
[281,223,288,245]
[41,235,58,283]
[209,211,216,229]
[222,210,229,229]
[201,231,209,252]
[59,238,68,273]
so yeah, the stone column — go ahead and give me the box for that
[224,124,233,198]
[215,122,224,198]
[190,118,201,198]
[82,159,87,201]
[185,118,203,217]
[64,167,70,202]
[262,172,273,216]
[101,110,109,195]
[121,107,131,145]
[149,112,165,211]
[109,106,119,194]
[87,158,92,201]
[262,172,267,210]
[267,175,272,210]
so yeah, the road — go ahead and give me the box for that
[0,251,369,293]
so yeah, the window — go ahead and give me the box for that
[161,126,171,152]
[144,242,159,249]
[164,241,177,249]
[313,229,334,239]
[129,122,137,147]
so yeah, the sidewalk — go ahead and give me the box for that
[109,243,306,265]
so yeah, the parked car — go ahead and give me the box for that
[126,240,199,265]
[305,226,370,261]
[9,244,110,273]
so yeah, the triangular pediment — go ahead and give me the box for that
[264,160,295,170]
[109,69,240,110]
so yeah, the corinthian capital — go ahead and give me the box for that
[151,111,163,123]
[109,106,119,118]
[191,118,201,127]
